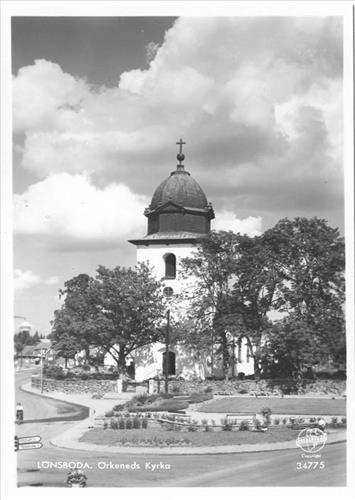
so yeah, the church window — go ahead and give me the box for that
[164,253,176,279]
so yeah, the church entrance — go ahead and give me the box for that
[162,351,176,376]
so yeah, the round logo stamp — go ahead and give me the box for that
[296,428,327,453]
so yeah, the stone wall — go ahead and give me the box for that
[168,379,346,396]
[31,376,117,394]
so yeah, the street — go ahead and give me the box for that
[16,371,346,487]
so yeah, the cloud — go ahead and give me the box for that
[14,269,59,291]
[14,173,148,249]
[212,210,262,236]
[13,17,343,249]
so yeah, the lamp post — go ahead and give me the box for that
[163,286,174,394]
[165,309,170,394]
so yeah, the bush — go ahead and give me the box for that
[331,417,338,425]
[238,389,248,394]
[133,417,141,429]
[282,417,288,425]
[118,418,125,429]
[110,418,118,430]
[204,386,213,393]
[126,419,133,430]
[341,417,347,425]
[261,407,272,426]
[239,420,250,431]
[220,418,233,431]
[91,393,102,399]
[113,404,125,412]
[131,400,189,412]
[171,385,180,394]
[103,421,108,430]
[273,417,280,425]
[187,424,198,432]
[43,365,65,379]
[105,411,114,418]
[142,419,148,429]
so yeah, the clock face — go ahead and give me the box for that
[163,286,174,297]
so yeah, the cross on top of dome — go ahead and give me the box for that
[176,138,186,167]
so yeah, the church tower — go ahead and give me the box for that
[129,139,215,295]
[129,140,215,381]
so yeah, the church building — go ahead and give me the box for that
[127,140,254,381]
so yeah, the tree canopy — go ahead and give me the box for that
[51,263,165,374]
[180,217,345,377]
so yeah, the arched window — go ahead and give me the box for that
[164,253,176,279]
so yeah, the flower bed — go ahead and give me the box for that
[79,427,301,447]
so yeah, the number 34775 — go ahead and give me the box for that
[296,461,325,470]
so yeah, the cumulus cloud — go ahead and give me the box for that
[13,17,343,249]
[14,173,148,248]
[212,210,262,237]
[14,269,59,291]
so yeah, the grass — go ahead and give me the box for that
[199,397,346,415]
[79,427,300,447]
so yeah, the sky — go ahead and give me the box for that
[12,16,344,335]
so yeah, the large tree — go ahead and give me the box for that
[180,231,280,377]
[262,217,345,370]
[51,264,165,375]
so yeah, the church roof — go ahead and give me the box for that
[150,166,208,211]
[130,140,214,244]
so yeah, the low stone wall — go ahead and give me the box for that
[31,376,117,394]
[168,379,346,396]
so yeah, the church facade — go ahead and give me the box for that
[126,140,254,381]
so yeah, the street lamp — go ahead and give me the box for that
[163,286,174,394]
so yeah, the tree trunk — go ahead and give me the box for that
[118,344,127,376]
[221,331,229,381]
[65,357,68,368]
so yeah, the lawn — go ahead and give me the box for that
[80,427,300,447]
[199,397,346,415]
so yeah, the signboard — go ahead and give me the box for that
[18,442,43,451]
[18,436,41,444]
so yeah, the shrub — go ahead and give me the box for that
[91,393,102,399]
[105,411,114,418]
[238,389,248,394]
[204,386,213,393]
[103,421,108,430]
[273,417,280,425]
[253,418,262,430]
[118,418,125,429]
[43,365,65,379]
[331,417,338,425]
[187,424,198,432]
[341,417,347,425]
[142,419,148,429]
[220,418,233,431]
[171,385,180,394]
[239,420,250,431]
[113,404,125,411]
[309,417,317,423]
[201,418,208,426]
[133,417,141,429]
[126,419,133,430]
[110,418,118,430]
[261,407,272,426]
[282,417,288,425]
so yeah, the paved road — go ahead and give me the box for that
[16,371,346,488]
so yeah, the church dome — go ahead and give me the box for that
[151,167,208,210]
[129,140,215,244]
